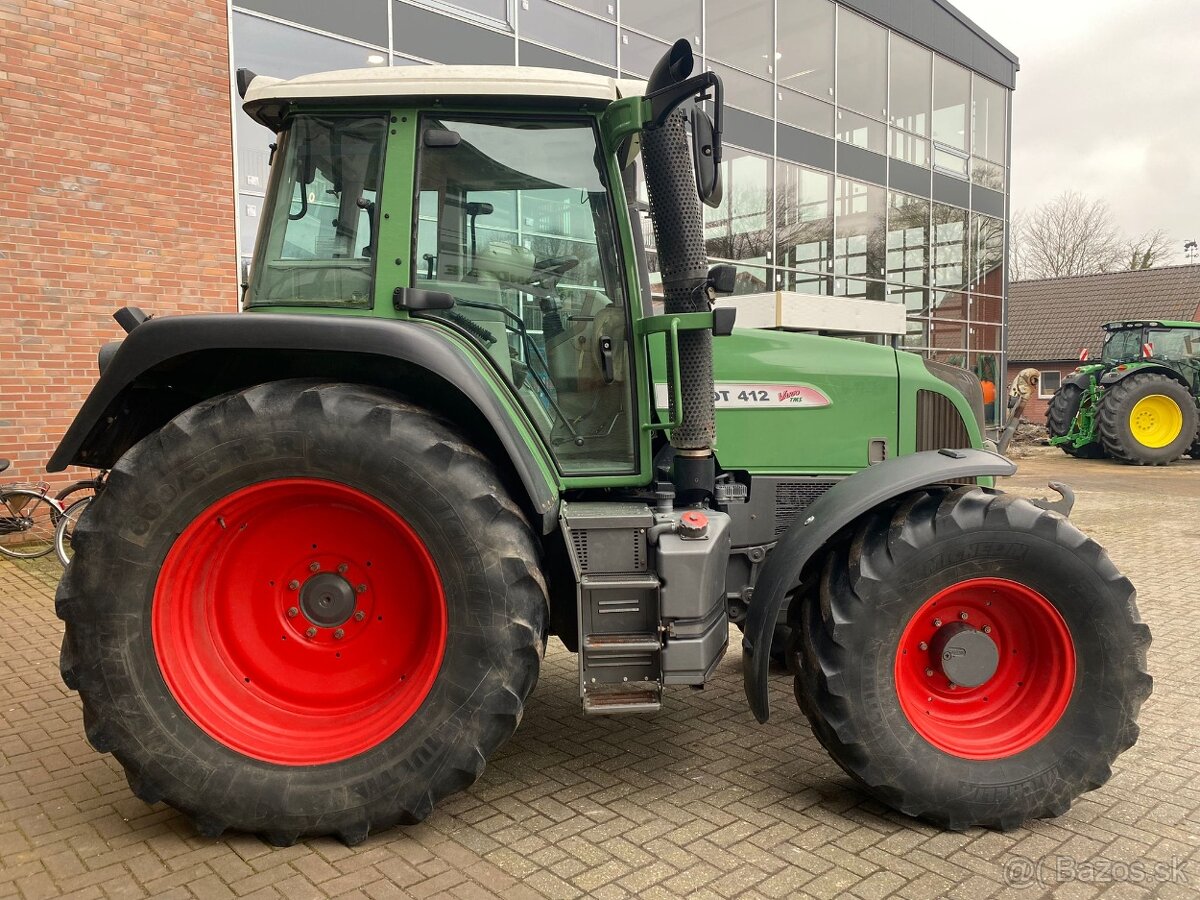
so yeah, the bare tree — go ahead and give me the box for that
[1012,191,1172,279]
[1123,228,1171,270]
[1012,191,1123,278]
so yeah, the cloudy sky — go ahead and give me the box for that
[953,0,1199,264]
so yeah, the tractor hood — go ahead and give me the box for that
[648,329,984,474]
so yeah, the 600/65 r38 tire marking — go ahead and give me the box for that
[152,478,447,766]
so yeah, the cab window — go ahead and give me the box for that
[413,115,636,474]
[1148,328,1200,360]
[1102,329,1143,363]
[247,114,386,308]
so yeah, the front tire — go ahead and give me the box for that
[791,487,1151,830]
[1097,373,1197,465]
[1046,382,1104,458]
[57,380,547,845]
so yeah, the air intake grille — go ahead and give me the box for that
[571,530,589,572]
[916,390,971,452]
[774,480,837,536]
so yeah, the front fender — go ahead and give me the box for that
[49,313,562,532]
[741,448,1017,722]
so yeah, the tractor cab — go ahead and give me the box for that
[239,64,708,478]
[1101,320,1200,365]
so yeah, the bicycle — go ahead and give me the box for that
[54,470,107,566]
[0,458,64,560]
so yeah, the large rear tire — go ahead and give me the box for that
[57,380,547,845]
[1098,373,1197,465]
[1046,382,1104,458]
[790,487,1151,830]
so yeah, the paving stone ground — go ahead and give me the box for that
[1,448,1197,899]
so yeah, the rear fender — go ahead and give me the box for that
[1099,362,1188,388]
[50,313,561,532]
[741,448,1017,722]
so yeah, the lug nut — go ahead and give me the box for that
[356,584,367,594]
[288,580,299,591]
[982,625,992,634]
[959,612,969,621]
[333,628,345,640]
[925,668,934,677]
[286,606,299,618]
[309,562,320,572]
[354,610,365,621]
[918,641,928,651]
[305,626,317,639]
[932,618,942,627]
[338,563,348,574]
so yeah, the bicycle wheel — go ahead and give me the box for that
[55,496,92,566]
[55,480,99,509]
[0,489,59,559]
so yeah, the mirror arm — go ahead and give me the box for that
[645,71,723,168]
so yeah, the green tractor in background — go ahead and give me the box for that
[48,42,1150,845]
[1048,320,1200,464]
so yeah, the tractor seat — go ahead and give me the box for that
[0,458,9,475]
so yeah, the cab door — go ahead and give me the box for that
[409,112,641,477]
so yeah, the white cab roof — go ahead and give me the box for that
[243,65,647,124]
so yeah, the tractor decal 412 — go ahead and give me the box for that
[655,382,832,409]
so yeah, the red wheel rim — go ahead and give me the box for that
[894,577,1075,759]
[152,479,446,765]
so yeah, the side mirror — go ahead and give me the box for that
[690,106,722,208]
[706,264,737,295]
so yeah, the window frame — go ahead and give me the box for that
[1038,370,1062,399]
[245,111,390,311]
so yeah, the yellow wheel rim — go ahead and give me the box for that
[1128,394,1183,448]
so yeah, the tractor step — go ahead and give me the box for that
[582,684,662,715]
[584,633,662,652]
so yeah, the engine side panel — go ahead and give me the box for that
[651,329,901,474]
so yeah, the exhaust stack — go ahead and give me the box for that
[641,40,719,502]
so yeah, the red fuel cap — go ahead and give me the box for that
[679,510,709,537]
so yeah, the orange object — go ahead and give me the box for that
[981,380,996,405]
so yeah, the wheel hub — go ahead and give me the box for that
[930,622,998,687]
[894,577,1076,759]
[299,572,356,627]
[1129,394,1182,448]
[152,478,447,766]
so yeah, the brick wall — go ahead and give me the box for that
[1006,362,1079,423]
[0,0,235,486]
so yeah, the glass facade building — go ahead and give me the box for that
[230,0,1016,421]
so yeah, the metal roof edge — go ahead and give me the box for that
[933,0,1020,66]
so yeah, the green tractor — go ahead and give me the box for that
[51,42,1150,845]
[1048,320,1200,464]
